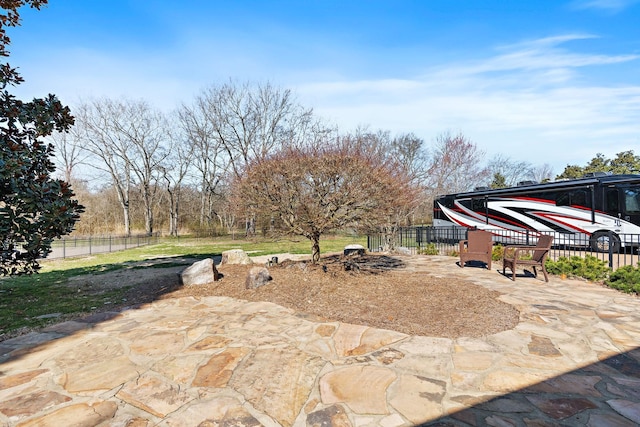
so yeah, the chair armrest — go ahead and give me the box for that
[459,240,468,252]
[503,244,537,251]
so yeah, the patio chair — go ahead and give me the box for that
[459,230,493,269]
[502,235,554,282]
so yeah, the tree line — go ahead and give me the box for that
[47,85,640,267]
[60,85,638,240]
[53,82,575,239]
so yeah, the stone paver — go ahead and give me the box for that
[1,255,640,426]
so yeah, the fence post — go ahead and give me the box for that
[608,231,614,269]
[62,239,66,259]
[89,236,92,255]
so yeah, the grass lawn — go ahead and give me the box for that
[0,234,366,339]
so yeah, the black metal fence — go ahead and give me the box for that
[45,234,160,260]
[367,226,640,270]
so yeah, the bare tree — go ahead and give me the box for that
[178,98,228,229]
[161,125,194,237]
[203,81,310,176]
[486,155,535,187]
[388,132,430,224]
[235,138,417,262]
[426,132,489,197]
[528,163,554,183]
[196,80,316,235]
[114,100,169,236]
[75,99,134,236]
[340,128,428,186]
[49,125,90,183]
[75,98,168,236]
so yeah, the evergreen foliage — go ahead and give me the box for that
[545,255,610,282]
[606,265,640,294]
[0,1,83,275]
[557,151,640,180]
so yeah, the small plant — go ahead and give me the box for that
[492,245,505,261]
[545,256,572,277]
[605,265,640,294]
[417,243,439,255]
[545,255,610,282]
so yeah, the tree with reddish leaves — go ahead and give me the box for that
[234,138,418,262]
[1,1,83,275]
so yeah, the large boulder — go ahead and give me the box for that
[180,258,219,286]
[245,266,272,289]
[221,249,253,265]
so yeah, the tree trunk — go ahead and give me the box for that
[311,233,321,263]
[142,184,154,236]
[167,187,176,236]
[122,201,131,237]
[145,206,153,236]
[199,179,208,227]
[245,216,256,237]
[383,225,397,252]
[173,189,181,236]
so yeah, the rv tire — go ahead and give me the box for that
[590,231,621,253]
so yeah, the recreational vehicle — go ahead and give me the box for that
[433,174,640,252]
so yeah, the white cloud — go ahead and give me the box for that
[570,0,640,13]
[441,35,639,80]
[12,31,640,175]
[296,35,640,172]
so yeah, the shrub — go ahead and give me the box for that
[545,255,610,282]
[605,265,640,294]
[417,243,439,256]
[545,256,573,277]
[492,245,505,261]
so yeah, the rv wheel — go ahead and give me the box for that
[590,231,621,253]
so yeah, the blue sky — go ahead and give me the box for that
[7,0,640,174]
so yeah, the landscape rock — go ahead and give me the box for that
[344,244,366,256]
[245,266,272,289]
[180,258,219,286]
[222,249,253,265]
[395,246,412,255]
